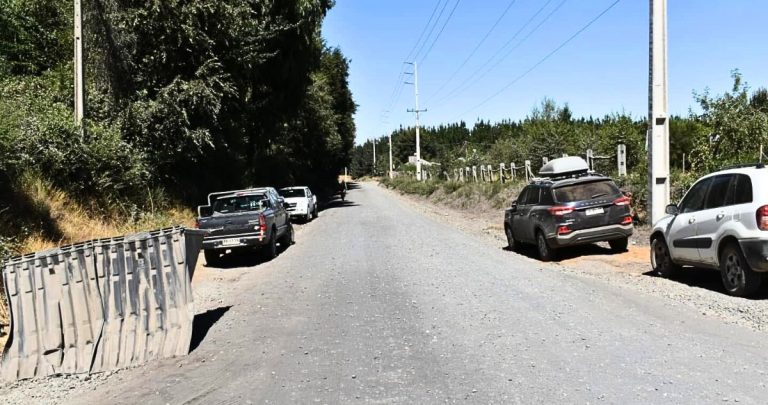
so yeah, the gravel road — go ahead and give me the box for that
[4,182,768,403]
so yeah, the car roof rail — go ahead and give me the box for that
[718,162,766,171]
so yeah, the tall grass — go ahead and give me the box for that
[0,177,196,341]
[13,177,195,253]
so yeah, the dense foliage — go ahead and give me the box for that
[0,0,355,206]
[354,72,768,214]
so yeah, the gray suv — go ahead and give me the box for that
[503,157,634,261]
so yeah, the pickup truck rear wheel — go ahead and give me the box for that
[280,223,295,248]
[262,230,277,261]
[204,250,221,267]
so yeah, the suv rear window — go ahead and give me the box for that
[553,180,620,203]
[213,194,267,213]
[279,188,306,198]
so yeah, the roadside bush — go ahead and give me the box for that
[381,176,439,196]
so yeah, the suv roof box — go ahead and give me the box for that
[539,156,590,178]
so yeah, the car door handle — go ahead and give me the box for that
[688,217,696,224]
[716,213,725,221]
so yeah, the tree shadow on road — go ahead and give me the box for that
[642,268,768,300]
[204,240,294,269]
[190,305,232,352]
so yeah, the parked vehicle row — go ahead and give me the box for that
[196,185,318,266]
[504,157,768,298]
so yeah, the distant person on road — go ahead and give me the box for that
[340,180,347,201]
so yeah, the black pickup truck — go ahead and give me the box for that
[196,187,294,265]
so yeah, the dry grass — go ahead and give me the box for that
[0,178,195,351]
[17,179,195,253]
[0,290,8,350]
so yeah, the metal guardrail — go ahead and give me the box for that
[0,226,204,381]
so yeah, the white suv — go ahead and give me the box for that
[278,186,318,222]
[650,164,768,297]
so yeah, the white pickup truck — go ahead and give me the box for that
[278,186,318,222]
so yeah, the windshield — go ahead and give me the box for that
[279,188,306,198]
[554,180,620,203]
[212,194,267,214]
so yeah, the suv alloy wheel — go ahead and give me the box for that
[536,231,555,262]
[650,236,680,278]
[720,243,762,297]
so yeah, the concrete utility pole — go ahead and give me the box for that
[405,62,427,181]
[74,0,84,127]
[388,133,394,179]
[648,0,670,225]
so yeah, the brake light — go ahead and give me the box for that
[757,205,768,231]
[548,206,574,216]
[259,213,267,234]
[621,216,633,225]
[557,225,572,235]
[614,196,631,206]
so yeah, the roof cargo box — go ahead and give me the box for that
[538,156,590,178]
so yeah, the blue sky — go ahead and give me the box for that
[322,1,768,143]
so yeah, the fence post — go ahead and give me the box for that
[525,160,532,182]
[617,143,627,177]
[472,166,478,182]
[499,163,505,183]
[511,163,516,181]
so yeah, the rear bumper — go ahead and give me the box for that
[202,233,266,251]
[549,223,633,248]
[739,239,768,272]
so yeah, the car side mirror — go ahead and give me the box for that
[510,200,518,211]
[665,204,679,215]
[198,205,212,217]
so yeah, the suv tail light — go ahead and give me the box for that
[259,213,267,234]
[548,206,574,216]
[757,205,768,231]
[557,225,572,235]
[621,216,633,225]
[614,196,631,206]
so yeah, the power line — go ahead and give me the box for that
[412,0,452,62]
[427,0,518,102]
[380,1,447,131]
[417,0,463,65]
[435,0,556,104]
[405,0,445,62]
[461,0,623,117]
[455,0,568,99]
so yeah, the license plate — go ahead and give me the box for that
[220,238,241,246]
[585,207,604,216]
